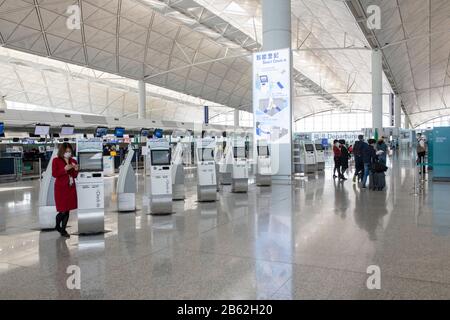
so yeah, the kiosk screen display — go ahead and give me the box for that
[34,124,50,136]
[305,144,314,152]
[60,126,74,135]
[201,148,214,161]
[258,146,269,156]
[95,127,108,137]
[0,122,4,137]
[151,150,170,165]
[315,144,323,151]
[78,152,103,171]
[234,147,246,159]
[114,127,125,137]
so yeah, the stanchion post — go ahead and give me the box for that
[39,158,42,181]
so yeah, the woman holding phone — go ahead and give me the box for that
[52,143,78,237]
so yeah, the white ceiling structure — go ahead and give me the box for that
[0,0,254,111]
[2,0,445,128]
[348,0,450,128]
[0,47,233,121]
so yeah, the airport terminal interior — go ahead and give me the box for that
[1,0,450,300]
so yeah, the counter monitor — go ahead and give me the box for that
[151,150,171,166]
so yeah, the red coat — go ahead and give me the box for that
[333,145,342,157]
[52,157,78,213]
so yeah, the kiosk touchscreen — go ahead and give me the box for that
[196,138,217,202]
[231,139,249,193]
[147,139,173,214]
[117,146,136,212]
[171,142,185,200]
[38,147,58,229]
[256,140,272,186]
[300,142,317,173]
[314,143,325,171]
[76,138,105,234]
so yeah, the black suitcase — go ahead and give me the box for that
[372,172,386,191]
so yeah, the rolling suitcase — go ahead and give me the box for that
[372,172,386,191]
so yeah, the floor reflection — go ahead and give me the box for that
[0,154,450,299]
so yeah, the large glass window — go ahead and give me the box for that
[416,115,450,130]
[295,111,374,132]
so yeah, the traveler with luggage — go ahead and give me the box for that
[370,157,388,191]
[376,136,388,165]
[361,139,377,189]
[352,135,365,183]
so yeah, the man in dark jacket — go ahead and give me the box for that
[352,135,365,183]
[361,138,377,188]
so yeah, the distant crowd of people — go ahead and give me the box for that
[332,135,388,189]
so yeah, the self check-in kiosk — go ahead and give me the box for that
[256,140,272,186]
[76,138,105,234]
[196,137,217,202]
[213,138,221,191]
[38,147,58,230]
[147,138,173,214]
[219,138,233,185]
[117,146,136,212]
[171,141,185,200]
[300,142,317,174]
[231,138,249,193]
[314,143,325,171]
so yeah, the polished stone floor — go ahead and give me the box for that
[1,151,450,299]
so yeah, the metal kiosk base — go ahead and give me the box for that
[232,178,248,193]
[78,209,105,235]
[150,194,173,215]
[256,174,272,186]
[197,185,217,202]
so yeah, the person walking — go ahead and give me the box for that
[52,143,78,238]
[332,139,342,179]
[376,136,388,165]
[352,135,365,183]
[361,139,377,189]
[416,134,427,175]
[339,139,349,180]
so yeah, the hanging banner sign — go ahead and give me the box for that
[253,48,291,144]
[204,105,209,124]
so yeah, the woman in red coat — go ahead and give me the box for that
[52,143,78,237]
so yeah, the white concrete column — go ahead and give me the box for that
[262,0,292,51]
[234,109,240,127]
[138,80,146,119]
[262,0,292,178]
[405,117,410,129]
[394,95,402,128]
[372,49,383,136]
